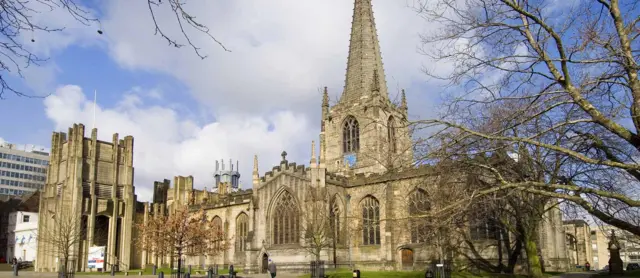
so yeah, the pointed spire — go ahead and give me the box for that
[322,87,329,128]
[322,87,329,108]
[253,155,258,173]
[400,89,408,114]
[319,135,326,166]
[342,0,388,102]
[252,154,260,187]
[310,140,317,166]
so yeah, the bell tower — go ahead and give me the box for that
[320,0,413,176]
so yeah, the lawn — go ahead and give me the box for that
[297,269,565,278]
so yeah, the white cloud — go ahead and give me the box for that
[100,0,436,116]
[44,85,316,201]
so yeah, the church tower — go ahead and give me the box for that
[321,0,413,176]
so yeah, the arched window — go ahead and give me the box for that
[361,196,380,245]
[236,213,249,251]
[211,216,223,249]
[388,116,397,154]
[343,116,360,153]
[408,189,430,243]
[330,196,342,244]
[469,205,500,240]
[272,191,300,245]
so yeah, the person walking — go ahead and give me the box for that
[11,257,18,276]
[267,259,277,278]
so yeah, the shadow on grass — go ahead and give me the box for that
[297,269,565,278]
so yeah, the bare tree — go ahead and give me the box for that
[301,193,335,263]
[0,0,229,99]
[36,210,103,274]
[412,0,640,239]
[136,205,229,277]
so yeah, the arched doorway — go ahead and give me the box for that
[401,249,414,270]
[261,253,269,273]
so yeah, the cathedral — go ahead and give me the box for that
[35,0,570,274]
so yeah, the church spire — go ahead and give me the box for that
[342,0,388,102]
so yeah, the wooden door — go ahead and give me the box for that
[401,249,414,269]
[262,254,269,273]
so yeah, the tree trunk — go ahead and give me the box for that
[524,236,543,278]
[177,250,182,278]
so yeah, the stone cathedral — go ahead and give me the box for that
[36,0,570,274]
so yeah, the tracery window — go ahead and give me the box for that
[408,189,430,243]
[211,216,223,249]
[361,196,380,245]
[236,213,249,251]
[388,116,397,154]
[343,116,360,153]
[272,191,300,245]
[330,196,342,244]
[469,205,500,240]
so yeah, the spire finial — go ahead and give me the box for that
[400,89,408,113]
[322,87,329,108]
[281,151,288,163]
[253,155,258,173]
[310,141,317,165]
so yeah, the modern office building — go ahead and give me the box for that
[0,142,50,197]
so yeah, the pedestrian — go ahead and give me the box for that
[585,261,591,271]
[268,259,276,278]
[11,257,18,276]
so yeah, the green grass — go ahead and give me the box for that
[297,269,564,278]
[0,263,33,272]
[77,266,241,275]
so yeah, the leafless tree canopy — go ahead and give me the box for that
[0,0,228,99]
[413,0,640,236]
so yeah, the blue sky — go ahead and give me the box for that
[0,0,443,201]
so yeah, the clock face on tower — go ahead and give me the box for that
[343,153,357,168]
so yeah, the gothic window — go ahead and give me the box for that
[469,206,500,240]
[272,191,300,245]
[361,196,380,245]
[211,216,223,249]
[388,116,397,154]
[343,116,360,153]
[236,213,249,251]
[330,196,342,244]
[408,189,430,243]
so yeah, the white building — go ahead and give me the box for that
[6,211,38,261]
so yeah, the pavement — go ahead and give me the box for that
[0,271,301,278]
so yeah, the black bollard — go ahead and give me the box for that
[152,265,157,275]
[158,271,164,278]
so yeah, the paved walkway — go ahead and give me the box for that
[0,271,299,278]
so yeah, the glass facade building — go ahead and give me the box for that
[0,143,49,197]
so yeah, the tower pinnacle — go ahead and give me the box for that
[342,0,388,102]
